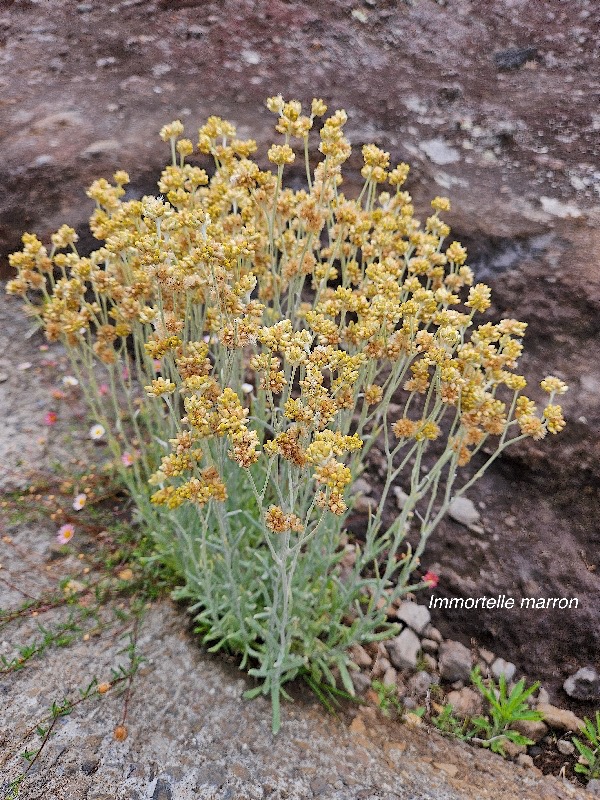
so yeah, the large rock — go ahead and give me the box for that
[438,640,473,683]
[386,628,421,671]
[563,666,600,701]
[396,601,431,634]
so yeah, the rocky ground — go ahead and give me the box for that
[1,0,599,796]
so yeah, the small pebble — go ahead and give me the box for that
[383,667,398,687]
[350,643,373,669]
[408,671,433,696]
[422,654,437,672]
[387,628,421,671]
[491,657,516,682]
[448,496,480,527]
[352,477,372,496]
[351,672,371,694]
[353,494,377,514]
[516,753,534,769]
[423,625,443,643]
[438,639,472,682]
[556,739,575,756]
[536,687,550,705]
[393,486,409,510]
[396,600,431,634]
[563,666,600,701]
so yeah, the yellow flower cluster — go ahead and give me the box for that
[145,377,176,397]
[265,505,304,534]
[6,96,567,524]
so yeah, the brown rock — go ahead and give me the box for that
[423,625,443,643]
[446,687,483,718]
[516,753,535,769]
[350,643,373,669]
[510,719,548,742]
[383,667,398,687]
[502,740,527,759]
[349,716,366,735]
[537,703,585,732]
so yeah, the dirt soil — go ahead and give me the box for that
[0,0,598,752]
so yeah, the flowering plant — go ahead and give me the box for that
[6,96,566,731]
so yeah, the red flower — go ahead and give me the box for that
[423,570,439,588]
[44,411,58,426]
